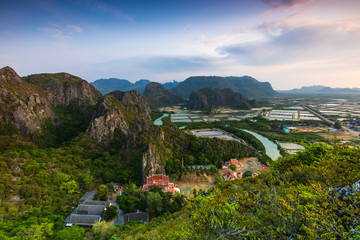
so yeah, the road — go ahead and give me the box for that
[303,105,334,125]
[304,105,359,136]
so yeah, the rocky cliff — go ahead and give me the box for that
[24,72,102,107]
[0,66,104,145]
[0,66,57,136]
[87,90,151,142]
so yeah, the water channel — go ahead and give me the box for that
[153,113,169,125]
[240,129,281,161]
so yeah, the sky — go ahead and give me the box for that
[0,0,359,90]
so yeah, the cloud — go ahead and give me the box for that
[83,0,134,22]
[39,23,83,40]
[217,18,360,66]
[38,27,71,41]
[261,0,314,8]
[67,24,82,33]
[140,56,213,72]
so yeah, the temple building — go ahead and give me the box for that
[142,174,180,194]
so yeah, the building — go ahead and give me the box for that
[261,164,270,170]
[64,191,110,227]
[142,174,180,194]
[222,170,242,180]
[225,159,243,168]
[124,211,149,224]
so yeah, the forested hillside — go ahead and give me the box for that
[0,67,258,239]
[95,143,360,239]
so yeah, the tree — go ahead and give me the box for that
[165,159,174,174]
[96,184,108,201]
[103,205,118,221]
[243,170,252,178]
[60,180,79,194]
[210,164,219,173]
[229,164,237,172]
[124,183,137,195]
[334,120,342,129]
[147,192,163,215]
[80,173,94,190]
[54,226,85,240]
[190,140,201,152]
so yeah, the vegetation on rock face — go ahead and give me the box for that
[188,87,257,110]
[142,82,184,108]
[174,75,277,98]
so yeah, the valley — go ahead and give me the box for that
[0,66,359,239]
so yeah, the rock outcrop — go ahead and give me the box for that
[87,90,152,142]
[0,66,57,135]
[24,73,102,107]
[331,180,360,200]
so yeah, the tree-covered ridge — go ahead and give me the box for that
[188,87,257,110]
[174,76,277,98]
[104,143,360,239]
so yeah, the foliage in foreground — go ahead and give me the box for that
[97,143,360,239]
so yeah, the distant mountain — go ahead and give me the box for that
[142,82,185,108]
[162,80,180,90]
[91,78,147,94]
[281,85,360,94]
[174,76,277,98]
[135,79,151,87]
[188,87,257,110]
[91,78,179,94]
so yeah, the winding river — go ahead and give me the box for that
[153,113,169,125]
[241,129,281,161]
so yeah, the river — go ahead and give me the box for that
[241,129,281,161]
[153,113,169,125]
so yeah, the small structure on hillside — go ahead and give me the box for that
[222,170,242,180]
[142,174,180,194]
[261,164,270,170]
[64,191,110,227]
[225,159,243,168]
[124,211,149,224]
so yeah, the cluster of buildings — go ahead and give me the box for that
[63,191,111,227]
[222,159,243,180]
[142,174,180,194]
[222,159,270,180]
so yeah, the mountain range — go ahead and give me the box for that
[91,78,180,95]
[280,85,360,94]
[174,76,277,98]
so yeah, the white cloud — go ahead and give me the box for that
[67,24,82,33]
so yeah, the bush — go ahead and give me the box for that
[229,164,237,171]
[103,205,118,221]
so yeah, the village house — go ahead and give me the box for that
[225,158,243,168]
[142,174,180,194]
[124,211,149,224]
[64,191,111,227]
[222,169,242,180]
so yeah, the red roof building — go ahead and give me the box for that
[225,159,243,168]
[142,174,177,194]
[261,164,270,170]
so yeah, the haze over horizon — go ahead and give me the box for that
[1,0,359,90]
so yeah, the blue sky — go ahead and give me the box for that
[0,0,359,90]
